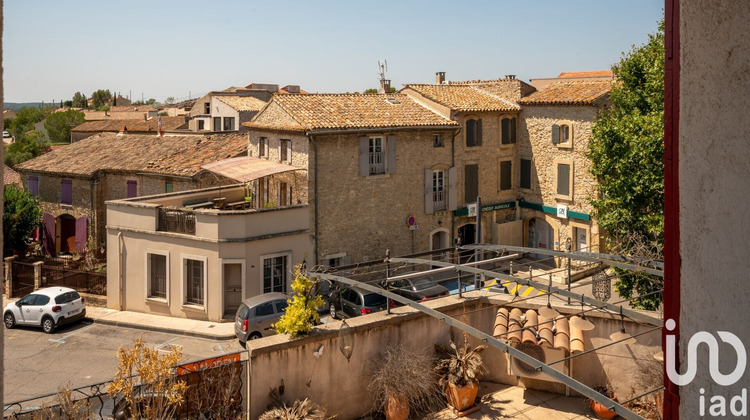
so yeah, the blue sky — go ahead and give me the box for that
[3,1,663,103]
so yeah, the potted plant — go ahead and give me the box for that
[589,385,618,419]
[434,337,487,413]
[368,344,442,420]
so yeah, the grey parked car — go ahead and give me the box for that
[329,286,391,319]
[387,276,450,302]
[234,292,288,345]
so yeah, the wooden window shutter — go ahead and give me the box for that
[501,118,509,144]
[557,163,570,196]
[127,180,137,198]
[466,119,475,146]
[43,212,56,255]
[448,167,457,211]
[386,135,397,174]
[511,118,517,143]
[424,169,434,214]
[465,164,479,203]
[476,119,483,146]
[551,124,560,144]
[500,161,512,191]
[358,136,369,176]
[520,159,531,189]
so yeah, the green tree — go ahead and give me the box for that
[273,266,324,338]
[90,89,112,108]
[72,91,87,108]
[45,109,85,143]
[164,96,175,105]
[3,184,43,257]
[5,107,46,139]
[146,98,157,105]
[4,131,50,166]
[588,20,665,310]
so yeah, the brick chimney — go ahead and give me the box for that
[436,72,446,84]
[379,79,391,93]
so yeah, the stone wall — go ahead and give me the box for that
[517,105,602,253]
[312,129,456,263]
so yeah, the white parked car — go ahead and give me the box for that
[3,287,87,333]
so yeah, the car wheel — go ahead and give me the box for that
[248,332,262,340]
[42,316,55,334]
[3,312,15,329]
[329,303,337,319]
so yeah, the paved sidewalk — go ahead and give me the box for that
[86,306,236,339]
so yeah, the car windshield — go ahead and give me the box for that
[412,278,437,291]
[363,293,386,307]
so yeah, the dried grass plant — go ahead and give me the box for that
[367,343,443,416]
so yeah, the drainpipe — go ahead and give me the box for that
[117,231,123,310]
[307,134,319,265]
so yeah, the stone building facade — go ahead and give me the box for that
[15,132,247,258]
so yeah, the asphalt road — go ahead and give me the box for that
[3,320,243,405]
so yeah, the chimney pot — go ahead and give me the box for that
[504,74,516,80]
[436,72,446,84]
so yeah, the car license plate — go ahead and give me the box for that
[68,308,80,316]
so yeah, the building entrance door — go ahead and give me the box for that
[575,227,588,252]
[223,263,243,319]
[528,218,553,261]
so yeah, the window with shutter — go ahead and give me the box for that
[28,176,39,196]
[368,137,385,175]
[465,164,479,203]
[556,163,571,197]
[520,159,532,190]
[500,161,512,191]
[551,123,560,144]
[510,117,516,143]
[127,180,137,198]
[61,180,73,205]
[476,119,483,146]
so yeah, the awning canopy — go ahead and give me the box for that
[201,156,304,183]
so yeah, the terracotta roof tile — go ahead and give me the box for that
[146,133,248,177]
[72,116,188,133]
[109,105,157,112]
[251,93,458,131]
[558,70,613,78]
[404,84,520,112]
[3,164,22,186]
[214,95,267,112]
[15,132,242,178]
[519,80,613,106]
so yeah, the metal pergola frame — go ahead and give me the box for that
[307,247,665,420]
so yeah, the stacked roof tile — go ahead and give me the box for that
[214,95,268,112]
[519,80,613,106]
[254,93,458,131]
[16,132,246,178]
[404,84,520,112]
[72,116,188,133]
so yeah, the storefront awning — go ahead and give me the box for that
[201,156,304,183]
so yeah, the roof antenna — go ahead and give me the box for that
[377,60,391,94]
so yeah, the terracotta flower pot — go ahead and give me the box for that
[446,381,478,412]
[589,394,618,419]
[384,393,409,420]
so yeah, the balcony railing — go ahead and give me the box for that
[158,208,196,235]
[433,190,446,211]
[369,151,385,174]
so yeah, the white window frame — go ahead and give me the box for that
[280,139,292,164]
[145,250,169,304]
[369,136,385,175]
[259,137,269,159]
[324,252,349,268]
[180,254,208,311]
[554,120,574,149]
[260,251,291,294]
[432,169,446,211]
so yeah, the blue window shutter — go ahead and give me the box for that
[358,136,369,176]
[386,135,397,174]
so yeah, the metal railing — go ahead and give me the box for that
[369,151,385,174]
[433,190,446,211]
[157,208,196,235]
